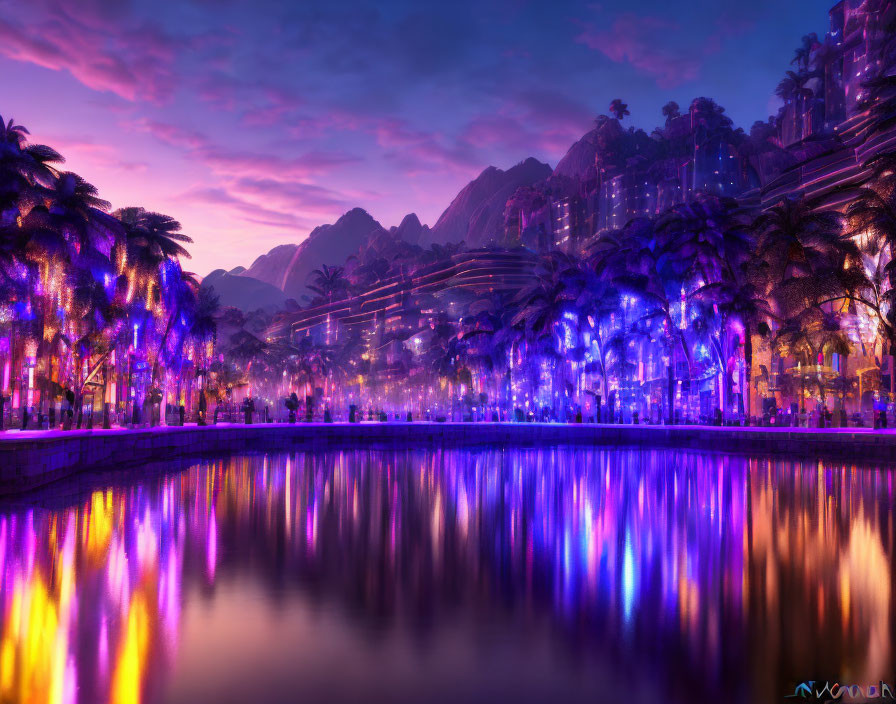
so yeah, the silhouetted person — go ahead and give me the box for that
[243,397,255,425]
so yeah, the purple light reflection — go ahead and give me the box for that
[0,447,891,703]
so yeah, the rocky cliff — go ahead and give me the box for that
[423,157,552,248]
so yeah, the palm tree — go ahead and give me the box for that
[42,172,117,255]
[656,194,772,418]
[751,197,859,322]
[459,291,520,415]
[157,269,199,361]
[576,266,620,417]
[595,217,689,423]
[661,101,680,126]
[307,264,352,304]
[511,251,588,418]
[750,197,869,414]
[66,257,120,426]
[790,33,818,72]
[112,208,195,399]
[117,208,193,290]
[775,70,813,104]
[191,286,220,353]
[848,152,896,258]
[773,308,849,412]
[609,99,630,121]
[0,115,62,215]
[15,171,115,422]
[842,151,896,353]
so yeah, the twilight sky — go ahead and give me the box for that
[0,0,828,275]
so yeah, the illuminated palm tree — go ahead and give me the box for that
[118,208,193,267]
[752,197,859,321]
[656,195,770,418]
[843,151,896,351]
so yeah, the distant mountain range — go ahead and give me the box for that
[243,207,384,300]
[201,268,288,311]
[204,157,553,310]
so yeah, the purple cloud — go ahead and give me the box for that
[0,2,179,102]
[132,119,360,180]
[576,14,703,89]
[178,186,320,231]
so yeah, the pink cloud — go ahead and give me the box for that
[374,119,479,174]
[201,149,359,181]
[461,93,591,156]
[179,186,318,231]
[462,115,569,155]
[228,177,349,219]
[36,133,149,174]
[0,3,178,102]
[121,117,359,249]
[131,119,210,151]
[131,119,359,181]
[575,14,702,89]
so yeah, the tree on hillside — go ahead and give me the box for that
[609,99,630,121]
[662,101,680,126]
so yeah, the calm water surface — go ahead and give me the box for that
[1,446,894,704]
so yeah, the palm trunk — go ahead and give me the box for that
[711,336,726,420]
[153,305,180,386]
[744,327,753,423]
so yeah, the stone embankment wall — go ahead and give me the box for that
[2,422,893,495]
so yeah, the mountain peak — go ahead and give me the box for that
[341,206,375,221]
[425,157,552,248]
[399,212,422,228]
[394,212,428,244]
[314,207,379,234]
[247,208,387,298]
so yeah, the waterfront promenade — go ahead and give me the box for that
[3,421,896,495]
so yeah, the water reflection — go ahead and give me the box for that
[0,448,893,703]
